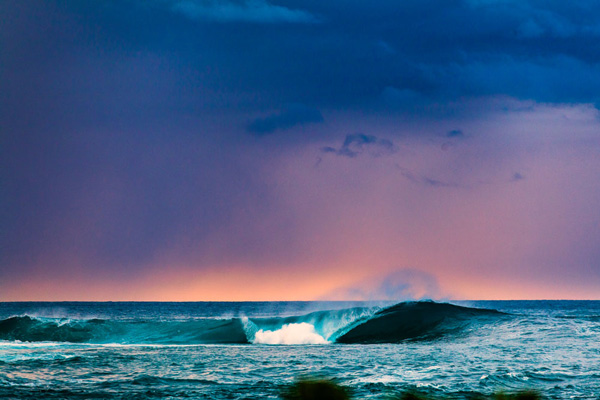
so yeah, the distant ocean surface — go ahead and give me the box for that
[1,300,599,399]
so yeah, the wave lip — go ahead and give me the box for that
[336,301,504,344]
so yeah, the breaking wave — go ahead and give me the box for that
[253,322,329,344]
[0,301,504,345]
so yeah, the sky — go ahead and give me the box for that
[2,0,600,300]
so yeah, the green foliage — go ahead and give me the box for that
[282,378,351,400]
[494,390,541,400]
[281,378,542,400]
[397,391,431,400]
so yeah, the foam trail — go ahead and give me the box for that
[253,323,329,344]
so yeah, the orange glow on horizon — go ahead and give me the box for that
[3,263,599,301]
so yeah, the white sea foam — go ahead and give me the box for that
[253,323,329,345]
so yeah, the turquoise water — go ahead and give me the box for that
[0,301,599,399]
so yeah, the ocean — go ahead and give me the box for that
[0,300,598,399]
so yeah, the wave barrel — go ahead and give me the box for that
[336,301,503,344]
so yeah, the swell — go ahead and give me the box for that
[0,316,249,344]
[0,301,504,345]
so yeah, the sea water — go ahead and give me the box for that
[0,301,598,399]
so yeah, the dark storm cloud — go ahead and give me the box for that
[158,0,600,109]
[322,134,394,158]
[396,166,461,189]
[247,104,324,135]
[446,130,464,138]
[4,0,598,124]
[512,172,525,181]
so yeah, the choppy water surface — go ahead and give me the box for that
[0,301,598,399]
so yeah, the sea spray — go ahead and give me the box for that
[253,323,329,345]
[241,316,259,342]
